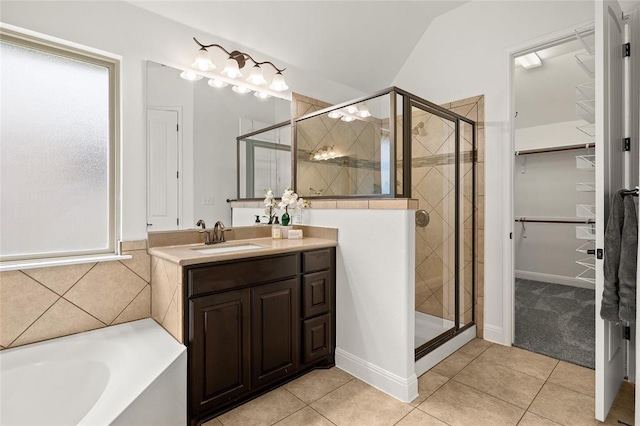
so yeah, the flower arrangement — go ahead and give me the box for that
[263,187,309,226]
[263,189,277,224]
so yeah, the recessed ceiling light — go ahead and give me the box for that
[515,52,542,69]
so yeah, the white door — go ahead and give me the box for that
[147,109,180,231]
[595,0,626,421]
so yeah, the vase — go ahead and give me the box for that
[281,212,290,226]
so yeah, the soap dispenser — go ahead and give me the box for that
[271,218,281,239]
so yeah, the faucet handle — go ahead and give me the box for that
[213,221,226,243]
[196,219,206,231]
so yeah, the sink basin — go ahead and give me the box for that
[191,243,265,255]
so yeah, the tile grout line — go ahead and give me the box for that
[109,282,149,325]
[6,293,62,348]
[118,250,151,283]
[59,262,99,298]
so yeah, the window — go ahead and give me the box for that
[0,28,120,262]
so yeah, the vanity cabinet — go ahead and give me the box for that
[185,248,335,425]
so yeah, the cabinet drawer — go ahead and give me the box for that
[302,270,331,318]
[188,254,298,297]
[302,314,331,364]
[302,249,331,273]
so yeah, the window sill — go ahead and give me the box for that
[0,253,133,272]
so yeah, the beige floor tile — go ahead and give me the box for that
[430,350,476,378]
[284,367,353,404]
[478,345,558,381]
[517,412,561,425]
[217,388,305,426]
[458,337,492,357]
[396,408,448,426]
[311,379,412,426]
[528,382,599,426]
[453,358,544,409]
[274,407,334,426]
[411,370,449,407]
[612,380,635,411]
[604,403,634,425]
[418,380,524,426]
[547,361,595,397]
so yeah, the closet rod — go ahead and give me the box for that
[514,218,595,224]
[515,143,595,156]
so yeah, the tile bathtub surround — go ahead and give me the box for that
[0,240,151,349]
[203,339,633,426]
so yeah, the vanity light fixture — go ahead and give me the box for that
[180,70,203,81]
[327,110,342,119]
[309,146,337,161]
[412,121,427,136]
[190,37,288,91]
[254,91,271,99]
[341,115,356,122]
[232,85,252,94]
[327,103,371,121]
[208,78,228,88]
[357,104,371,118]
[515,52,542,69]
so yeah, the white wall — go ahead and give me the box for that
[393,0,595,344]
[0,0,365,241]
[232,207,418,403]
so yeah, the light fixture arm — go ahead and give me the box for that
[193,37,286,73]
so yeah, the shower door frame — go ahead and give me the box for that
[402,95,477,361]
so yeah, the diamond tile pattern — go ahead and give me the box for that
[151,255,183,342]
[413,96,485,333]
[0,241,151,349]
[203,341,633,426]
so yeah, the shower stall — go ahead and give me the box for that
[291,87,477,362]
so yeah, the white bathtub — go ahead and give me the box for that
[0,319,186,426]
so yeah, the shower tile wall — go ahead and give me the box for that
[0,240,151,349]
[413,96,485,337]
[293,93,383,197]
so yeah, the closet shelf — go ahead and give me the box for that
[514,217,595,224]
[576,81,595,101]
[575,52,595,78]
[515,143,595,156]
[576,155,595,169]
[576,269,596,284]
[575,28,595,55]
[576,182,596,192]
[576,257,596,270]
[576,225,596,240]
[576,123,596,137]
[576,204,596,218]
[576,100,595,123]
[576,241,595,254]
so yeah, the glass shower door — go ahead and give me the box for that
[412,101,475,357]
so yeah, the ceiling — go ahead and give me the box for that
[127,1,468,93]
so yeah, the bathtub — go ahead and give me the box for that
[0,319,186,426]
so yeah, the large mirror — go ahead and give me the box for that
[146,61,291,231]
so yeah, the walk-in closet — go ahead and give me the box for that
[513,29,598,368]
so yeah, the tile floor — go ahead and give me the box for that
[203,339,635,426]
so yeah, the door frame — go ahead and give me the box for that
[147,106,184,230]
[503,20,597,347]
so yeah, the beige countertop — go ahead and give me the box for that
[148,236,338,266]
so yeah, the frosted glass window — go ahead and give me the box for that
[0,38,115,260]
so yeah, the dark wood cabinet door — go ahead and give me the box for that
[302,270,331,319]
[302,313,331,363]
[251,278,299,388]
[190,289,251,414]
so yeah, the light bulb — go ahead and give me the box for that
[321,152,328,159]
[314,153,321,160]
[341,115,355,122]
[208,79,228,88]
[269,72,289,91]
[254,91,271,99]
[180,70,203,81]
[357,104,371,118]
[232,85,252,94]
[222,57,243,78]
[246,65,267,85]
[192,48,216,71]
[328,110,341,119]
[346,105,358,114]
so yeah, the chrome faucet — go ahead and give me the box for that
[213,221,227,244]
[196,219,213,245]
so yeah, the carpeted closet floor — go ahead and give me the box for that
[514,279,595,369]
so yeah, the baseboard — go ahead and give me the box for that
[483,324,505,344]
[335,348,417,403]
[515,270,595,290]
